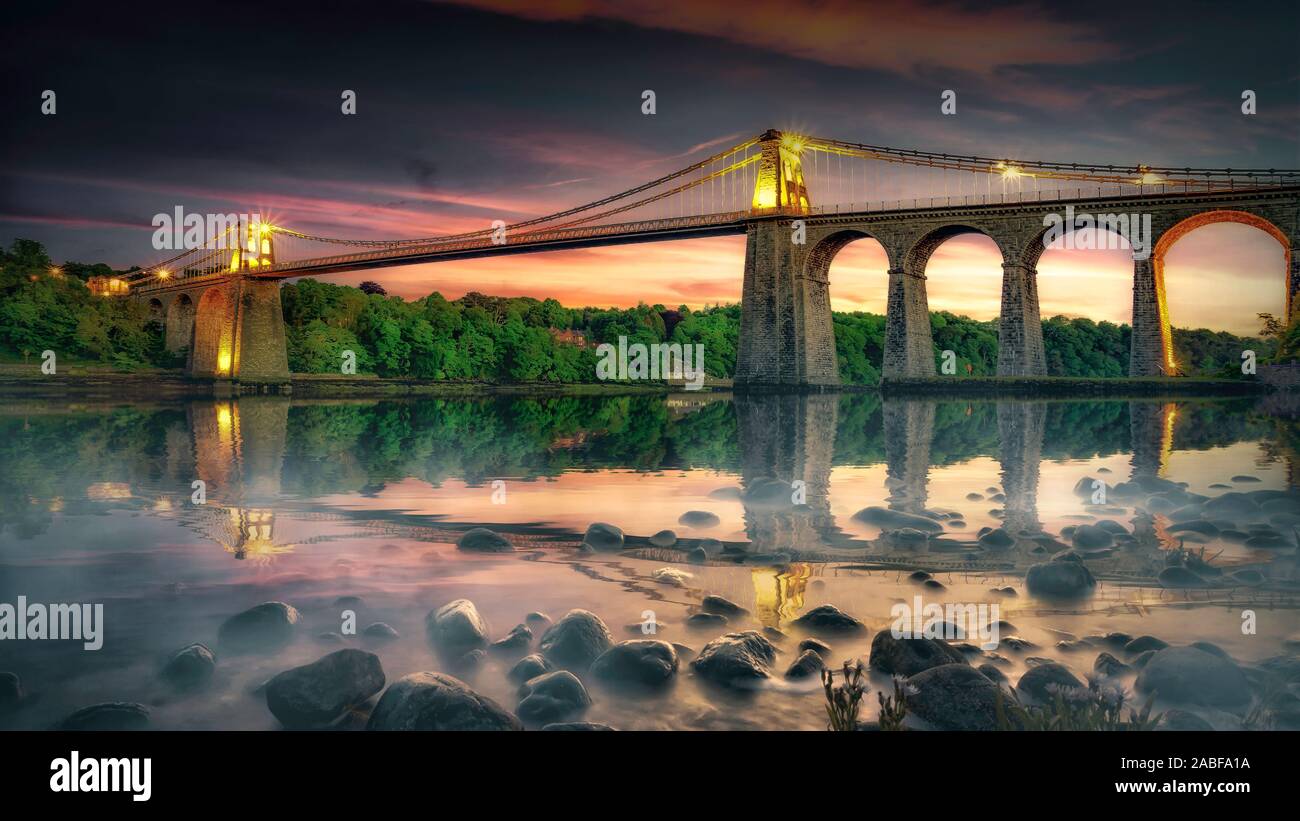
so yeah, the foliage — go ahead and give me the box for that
[993,682,1160,731]
[0,239,173,368]
[821,659,869,731]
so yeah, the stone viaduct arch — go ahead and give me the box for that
[733,189,1299,387]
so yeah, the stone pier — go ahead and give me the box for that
[997,262,1046,376]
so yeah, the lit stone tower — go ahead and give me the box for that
[751,129,810,212]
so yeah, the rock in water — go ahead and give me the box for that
[1025,560,1096,598]
[851,506,944,534]
[516,671,591,723]
[0,672,22,709]
[1123,635,1168,655]
[678,510,721,528]
[426,599,489,659]
[590,640,679,686]
[543,721,616,731]
[869,632,966,676]
[908,663,1002,730]
[161,643,216,689]
[363,622,400,642]
[1136,647,1250,707]
[266,649,386,729]
[701,594,748,617]
[218,602,301,653]
[490,623,533,652]
[367,672,522,731]
[507,654,553,684]
[58,702,150,731]
[1093,652,1131,677]
[790,604,867,636]
[1070,525,1114,550]
[797,637,832,659]
[784,649,825,680]
[649,529,677,547]
[1157,566,1211,589]
[690,631,778,686]
[456,527,513,553]
[583,522,624,551]
[1015,662,1084,703]
[538,609,614,670]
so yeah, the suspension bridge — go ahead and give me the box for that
[103,129,1300,386]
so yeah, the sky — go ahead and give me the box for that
[2,0,1297,334]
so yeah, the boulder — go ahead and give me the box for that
[1124,635,1169,655]
[1158,566,1211,589]
[456,527,513,552]
[1136,647,1251,707]
[797,637,833,659]
[58,702,150,731]
[542,721,616,731]
[489,623,533,652]
[701,594,748,617]
[790,604,866,636]
[1093,652,1131,677]
[649,529,677,547]
[1015,662,1084,703]
[678,510,721,528]
[1025,560,1096,598]
[590,640,679,686]
[426,599,489,658]
[0,672,22,710]
[538,609,614,669]
[367,672,521,731]
[869,631,966,676]
[690,631,778,686]
[516,670,591,723]
[218,601,301,653]
[908,663,1002,730]
[852,507,944,534]
[784,649,825,680]
[266,649,385,729]
[507,653,553,685]
[583,522,624,551]
[161,643,216,689]
[363,622,400,642]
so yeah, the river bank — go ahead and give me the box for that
[0,364,1276,399]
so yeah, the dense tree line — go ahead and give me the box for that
[0,239,1290,380]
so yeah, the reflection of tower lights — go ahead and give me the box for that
[750,563,813,629]
[224,508,293,562]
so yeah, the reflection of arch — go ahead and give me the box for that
[165,292,196,353]
[1155,209,1292,319]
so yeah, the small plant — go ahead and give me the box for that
[995,679,1160,731]
[877,677,910,731]
[822,660,868,731]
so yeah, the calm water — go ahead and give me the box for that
[1,392,1297,730]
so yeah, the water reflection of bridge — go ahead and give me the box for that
[733,394,1187,563]
[155,393,1267,574]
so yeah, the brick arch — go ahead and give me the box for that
[1017,218,1141,269]
[164,292,196,353]
[190,285,235,378]
[804,228,895,282]
[903,223,1007,274]
[147,297,164,320]
[1154,210,1293,319]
